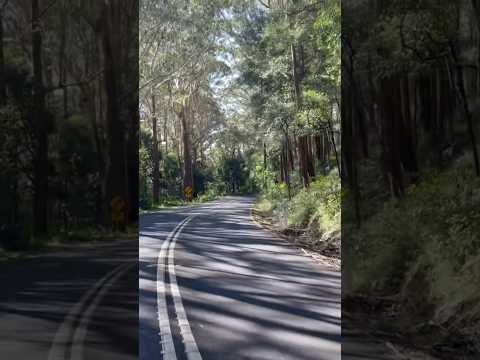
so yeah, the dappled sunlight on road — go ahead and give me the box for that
[140,196,340,360]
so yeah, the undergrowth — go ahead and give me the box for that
[255,170,341,252]
[344,152,480,347]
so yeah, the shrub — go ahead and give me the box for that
[196,188,218,203]
[345,153,480,306]
[257,170,340,237]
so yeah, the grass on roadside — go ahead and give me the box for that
[140,190,221,213]
[254,170,341,256]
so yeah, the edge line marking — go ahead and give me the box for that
[168,215,203,360]
[156,216,190,360]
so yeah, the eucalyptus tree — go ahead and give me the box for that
[232,0,340,191]
[140,0,231,201]
[342,0,480,227]
[1,0,138,237]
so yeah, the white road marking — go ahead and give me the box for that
[48,262,132,360]
[167,216,203,360]
[71,262,135,360]
[157,217,190,360]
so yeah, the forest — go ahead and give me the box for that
[139,0,341,254]
[0,0,138,250]
[0,0,477,357]
[343,0,480,357]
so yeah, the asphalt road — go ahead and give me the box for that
[0,237,138,360]
[140,196,341,360]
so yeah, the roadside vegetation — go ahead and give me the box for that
[343,0,480,356]
[255,171,340,257]
[245,0,341,257]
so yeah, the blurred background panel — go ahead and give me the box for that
[342,0,480,358]
[0,0,138,359]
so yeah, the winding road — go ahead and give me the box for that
[140,196,341,360]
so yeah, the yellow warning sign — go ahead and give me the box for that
[111,196,126,229]
[184,186,193,201]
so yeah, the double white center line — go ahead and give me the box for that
[157,215,202,360]
[48,261,134,360]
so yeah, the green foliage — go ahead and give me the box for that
[205,181,227,197]
[309,173,341,234]
[288,172,341,233]
[265,182,289,203]
[194,166,214,196]
[257,170,340,240]
[196,188,219,203]
[251,165,274,190]
[4,46,31,100]
[233,0,340,147]
[288,189,318,228]
[346,197,419,293]
[218,156,249,194]
[0,105,24,175]
[58,115,97,177]
[162,153,182,190]
[255,197,274,216]
[346,154,480,304]
[53,115,99,222]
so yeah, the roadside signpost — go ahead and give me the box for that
[184,186,193,201]
[111,196,126,230]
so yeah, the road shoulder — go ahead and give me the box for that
[250,207,340,272]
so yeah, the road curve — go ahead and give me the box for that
[140,196,341,360]
[0,238,138,360]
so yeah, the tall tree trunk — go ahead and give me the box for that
[32,0,48,237]
[263,142,268,189]
[288,135,295,171]
[399,76,418,174]
[279,153,285,183]
[328,117,341,177]
[381,76,404,197]
[0,3,6,105]
[291,44,302,109]
[291,41,312,186]
[180,106,193,200]
[314,135,323,162]
[306,136,315,178]
[450,43,480,176]
[342,74,361,225]
[263,142,267,170]
[83,82,106,225]
[471,1,480,97]
[100,3,128,228]
[284,135,292,198]
[126,103,139,223]
[151,93,160,204]
[122,0,139,224]
[164,108,168,153]
[298,135,310,187]
[58,0,68,119]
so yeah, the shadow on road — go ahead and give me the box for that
[140,196,341,360]
[0,240,138,359]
